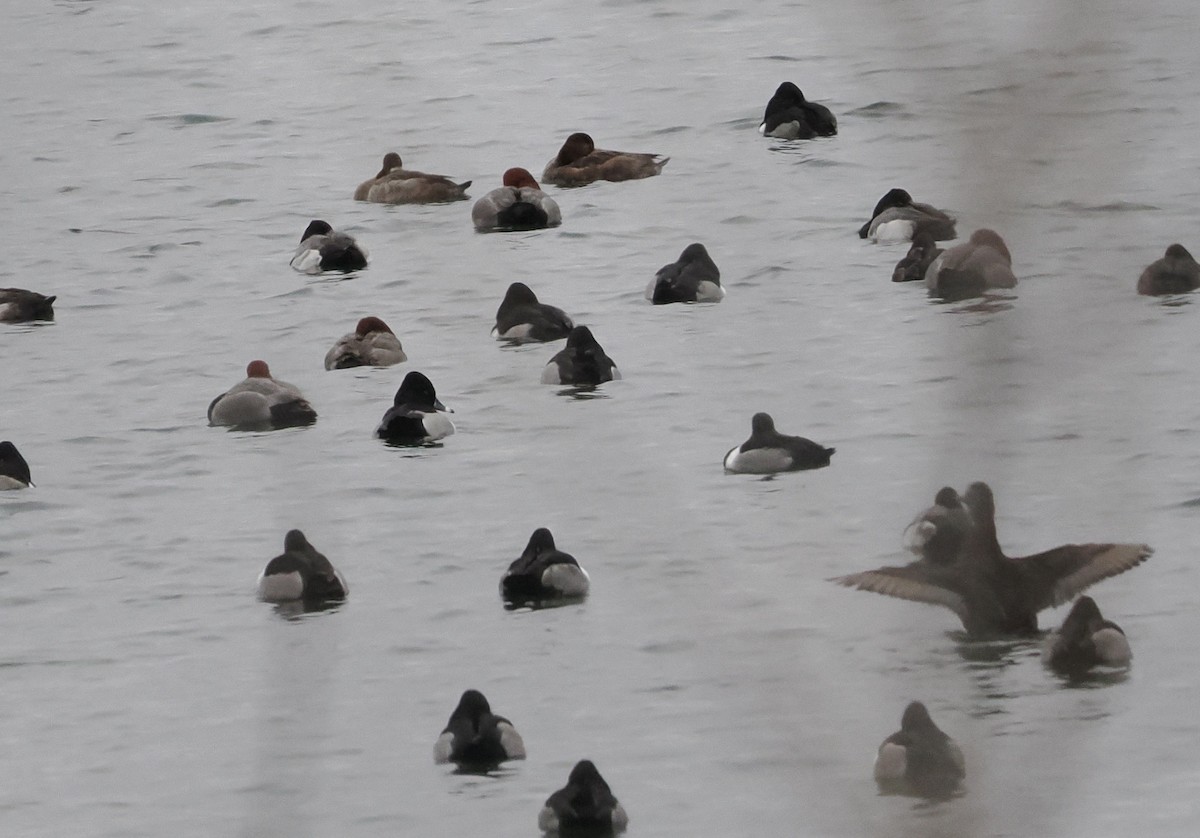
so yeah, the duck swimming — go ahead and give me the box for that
[0,288,56,322]
[256,529,348,603]
[874,701,965,798]
[208,360,317,430]
[376,371,455,444]
[542,132,668,187]
[758,81,837,139]
[541,326,619,386]
[1137,243,1200,295]
[857,189,956,242]
[645,243,724,304]
[0,441,33,489]
[831,482,1152,636]
[353,152,471,204]
[925,228,1017,297]
[538,760,628,834]
[1042,595,1131,672]
[492,283,574,342]
[324,316,406,370]
[500,528,590,604]
[472,168,562,232]
[289,220,368,274]
[723,413,834,474]
[433,689,526,768]
[891,230,943,283]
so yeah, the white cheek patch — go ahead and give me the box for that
[257,570,304,603]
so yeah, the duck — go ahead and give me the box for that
[857,189,957,242]
[492,283,574,342]
[891,230,943,283]
[376,371,455,444]
[541,326,619,385]
[831,482,1152,636]
[289,220,368,274]
[538,760,628,834]
[0,288,56,322]
[0,441,33,489]
[925,228,1017,297]
[433,689,526,768]
[645,243,724,304]
[1137,243,1200,295]
[1043,595,1131,671]
[324,316,407,370]
[472,168,562,232]
[542,132,668,187]
[723,413,834,474]
[874,701,965,797]
[758,81,837,139]
[500,528,590,603]
[208,360,317,430]
[353,152,471,204]
[901,486,973,565]
[256,529,348,603]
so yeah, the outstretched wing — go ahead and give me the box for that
[830,562,969,623]
[1017,543,1152,611]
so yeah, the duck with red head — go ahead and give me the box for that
[325,316,407,370]
[925,228,1017,298]
[832,481,1151,636]
[542,132,668,187]
[472,168,562,232]
[208,360,318,430]
[1137,243,1200,295]
[289,220,368,274]
[353,152,471,204]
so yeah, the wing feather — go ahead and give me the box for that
[830,564,969,621]
[1017,543,1152,610]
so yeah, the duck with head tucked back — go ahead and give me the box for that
[500,528,590,604]
[256,529,348,603]
[324,316,406,370]
[542,132,668,187]
[758,81,837,139]
[0,441,34,489]
[492,283,574,343]
[538,760,628,835]
[433,689,526,768]
[1042,595,1132,672]
[892,230,943,283]
[858,189,956,242]
[541,326,619,386]
[874,701,965,798]
[353,152,471,204]
[646,243,724,304]
[289,220,368,274]
[0,288,56,323]
[925,228,1017,297]
[723,413,834,474]
[376,371,455,444]
[208,360,317,430]
[1137,243,1200,295]
[472,168,562,232]
[831,482,1152,636]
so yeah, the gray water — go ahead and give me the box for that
[3,1,1199,835]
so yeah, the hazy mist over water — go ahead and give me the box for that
[3,1,1199,836]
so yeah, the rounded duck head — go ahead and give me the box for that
[283,528,310,553]
[873,188,913,216]
[394,370,444,410]
[901,701,939,735]
[356,316,393,337]
[299,219,333,241]
[1060,595,1104,640]
[566,325,598,350]
[503,167,541,190]
[502,282,540,307]
[246,360,272,379]
[775,81,806,103]
[969,228,1012,263]
[528,526,557,553]
[376,152,403,177]
[456,688,492,717]
[1165,243,1193,261]
[555,132,596,166]
[933,486,961,509]
[750,412,776,435]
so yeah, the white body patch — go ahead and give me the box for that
[1093,628,1132,666]
[540,364,562,385]
[422,412,456,441]
[432,731,455,764]
[289,249,324,274]
[537,806,559,833]
[765,121,802,139]
[0,475,30,490]
[874,742,907,781]
[495,323,534,340]
[610,803,629,831]
[498,722,526,759]
[542,563,590,598]
[695,281,725,302]
[871,219,917,242]
[724,446,792,474]
[257,570,304,603]
[643,278,657,300]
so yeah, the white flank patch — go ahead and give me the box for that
[432,731,455,764]
[695,281,725,302]
[540,364,562,384]
[724,446,791,474]
[542,563,590,597]
[537,806,559,833]
[611,803,629,831]
[872,219,917,242]
[874,742,907,781]
[1093,628,1132,666]
[0,475,30,490]
[256,570,304,602]
[497,323,534,340]
[422,412,456,441]
[289,249,324,274]
[498,722,526,759]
